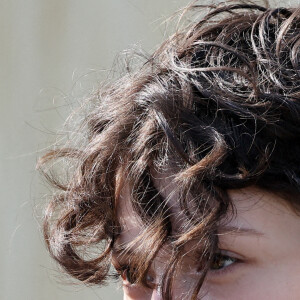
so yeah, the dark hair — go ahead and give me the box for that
[38,1,300,299]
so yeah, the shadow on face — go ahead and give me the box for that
[112,181,300,300]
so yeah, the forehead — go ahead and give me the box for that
[116,183,142,245]
[116,172,188,246]
[116,174,298,248]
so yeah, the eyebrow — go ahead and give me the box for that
[218,225,265,237]
[112,225,264,255]
[113,226,264,251]
[111,226,264,267]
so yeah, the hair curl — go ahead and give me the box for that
[38,1,300,299]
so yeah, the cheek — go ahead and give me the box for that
[123,285,152,300]
[166,271,203,300]
[122,274,201,300]
[204,261,300,300]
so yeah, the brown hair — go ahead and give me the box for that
[38,1,300,298]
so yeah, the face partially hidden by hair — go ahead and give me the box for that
[113,173,300,300]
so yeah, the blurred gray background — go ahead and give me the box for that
[0,0,292,299]
[0,0,192,299]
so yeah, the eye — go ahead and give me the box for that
[210,253,238,271]
[118,265,156,288]
[119,266,138,285]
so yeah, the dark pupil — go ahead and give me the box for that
[211,254,230,270]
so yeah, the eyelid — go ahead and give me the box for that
[216,249,245,260]
[113,249,245,285]
[206,249,245,279]
[113,259,157,289]
[119,265,137,285]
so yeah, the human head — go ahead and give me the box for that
[39,1,300,299]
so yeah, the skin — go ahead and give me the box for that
[112,181,300,300]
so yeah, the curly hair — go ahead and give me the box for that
[38,1,300,299]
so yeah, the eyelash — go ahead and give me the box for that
[114,251,242,286]
[114,264,156,289]
[116,265,137,285]
[208,251,241,276]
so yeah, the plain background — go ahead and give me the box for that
[0,1,191,299]
[0,0,292,299]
